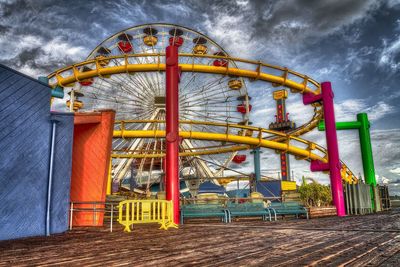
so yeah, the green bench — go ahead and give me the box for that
[226,202,272,222]
[269,201,309,220]
[180,204,228,224]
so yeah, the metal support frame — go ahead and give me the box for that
[303,82,345,217]
[250,147,262,191]
[165,43,180,225]
[319,113,377,210]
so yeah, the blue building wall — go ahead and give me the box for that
[49,112,74,234]
[0,64,74,241]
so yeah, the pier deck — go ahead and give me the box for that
[1,211,400,266]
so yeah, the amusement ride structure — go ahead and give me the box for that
[46,23,367,223]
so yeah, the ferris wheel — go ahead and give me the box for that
[53,23,252,191]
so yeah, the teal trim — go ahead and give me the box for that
[51,86,64,99]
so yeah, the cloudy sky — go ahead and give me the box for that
[1,0,400,194]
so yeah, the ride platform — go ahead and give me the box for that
[1,212,399,266]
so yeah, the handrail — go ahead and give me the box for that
[69,201,119,232]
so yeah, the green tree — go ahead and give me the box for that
[299,179,332,207]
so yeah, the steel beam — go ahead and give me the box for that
[165,44,180,225]
[303,82,346,217]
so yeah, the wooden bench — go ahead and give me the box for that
[180,204,228,224]
[226,202,272,222]
[269,201,309,220]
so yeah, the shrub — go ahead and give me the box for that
[299,177,332,207]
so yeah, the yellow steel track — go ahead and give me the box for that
[48,53,320,92]
[111,120,356,184]
[47,53,357,184]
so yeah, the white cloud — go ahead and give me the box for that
[379,36,400,71]
[236,0,249,7]
[375,174,390,184]
[366,101,395,120]
[390,167,400,175]
[38,37,87,64]
[202,9,261,59]
[334,99,395,122]
[0,32,88,77]
[155,3,192,18]
[387,0,400,8]
[0,34,40,60]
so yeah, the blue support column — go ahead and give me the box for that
[251,147,262,183]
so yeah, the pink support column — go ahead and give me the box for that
[303,82,346,216]
[165,41,181,224]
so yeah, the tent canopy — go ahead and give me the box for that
[199,181,226,194]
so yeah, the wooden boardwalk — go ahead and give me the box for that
[1,211,400,266]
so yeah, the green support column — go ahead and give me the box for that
[318,112,377,210]
[357,113,376,186]
[357,113,376,210]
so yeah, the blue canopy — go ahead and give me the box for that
[256,181,281,198]
[198,181,226,194]
[226,189,250,198]
[149,181,191,197]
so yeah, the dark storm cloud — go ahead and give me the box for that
[0,0,396,77]
[0,0,206,75]
[13,47,42,66]
[183,0,381,50]
[0,24,9,34]
[0,0,399,190]
[251,0,378,36]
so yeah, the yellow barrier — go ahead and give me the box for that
[118,200,178,232]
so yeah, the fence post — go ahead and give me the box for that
[93,203,96,226]
[69,202,74,230]
[111,204,114,233]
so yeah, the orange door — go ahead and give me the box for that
[70,110,115,226]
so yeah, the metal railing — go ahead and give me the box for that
[181,196,282,205]
[69,201,119,232]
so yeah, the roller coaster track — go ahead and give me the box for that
[47,53,357,184]
[111,120,356,184]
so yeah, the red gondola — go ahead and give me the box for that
[232,154,246,164]
[169,28,184,47]
[117,33,133,53]
[213,51,228,67]
[79,80,93,86]
[169,36,184,47]
[236,104,252,114]
[79,66,94,86]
